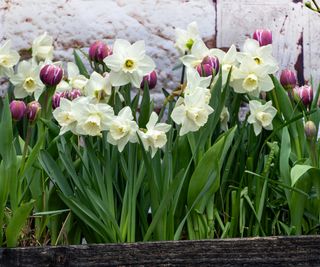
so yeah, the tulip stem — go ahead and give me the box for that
[19,124,32,176]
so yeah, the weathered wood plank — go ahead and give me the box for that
[1,236,320,266]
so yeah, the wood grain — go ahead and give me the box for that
[1,236,320,266]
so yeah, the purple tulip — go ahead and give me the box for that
[40,64,63,86]
[68,89,82,100]
[140,70,157,90]
[294,85,313,107]
[196,63,214,77]
[202,56,219,75]
[89,41,112,63]
[253,29,272,46]
[52,92,62,109]
[10,100,26,121]
[26,101,41,122]
[280,69,297,90]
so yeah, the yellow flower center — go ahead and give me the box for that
[243,74,258,92]
[23,77,36,92]
[186,39,194,50]
[94,90,106,101]
[124,59,135,70]
[254,57,263,65]
[256,111,272,127]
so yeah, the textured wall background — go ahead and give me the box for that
[0,0,318,103]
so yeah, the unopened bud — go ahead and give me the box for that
[253,29,272,46]
[69,89,81,100]
[52,92,62,109]
[196,63,213,77]
[280,69,297,90]
[304,121,317,140]
[294,85,313,107]
[26,101,41,122]
[40,64,63,86]
[89,41,112,63]
[140,70,157,90]
[202,56,219,75]
[10,100,26,121]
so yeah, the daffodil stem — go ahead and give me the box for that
[271,89,280,112]
[19,124,32,177]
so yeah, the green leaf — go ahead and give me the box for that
[6,200,35,247]
[291,164,320,187]
[73,49,90,78]
[187,126,236,213]
[39,150,73,196]
[138,81,151,128]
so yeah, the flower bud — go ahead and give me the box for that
[68,89,81,100]
[40,64,63,86]
[52,92,62,109]
[89,41,112,63]
[196,63,214,77]
[280,69,297,90]
[294,85,313,107]
[253,29,272,46]
[304,120,317,140]
[140,70,157,90]
[202,56,219,75]
[10,100,26,121]
[26,101,41,122]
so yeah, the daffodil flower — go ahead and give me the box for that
[104,39,155,88]
[171,91,214,136]
[231,55,274,97]
[138,112,171,157]
[0,40,20,77]
[174,21,201,54]
[107,106,138,152]
[32,32,54,62]
[248,100,277,136]
[84,71,111,103]
[74,98,114,137]
[10,60,44,100]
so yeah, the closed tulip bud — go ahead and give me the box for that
[294,85,313,107]
[253,29,272,46]
[196,63,214,77]
[10,100,26,121]
[26,101,41,122]
[202,56,219,75]
[40,64,63,86]
[140,70,157,90]
[89,41,112,63]
[304,121,317,140]
[52,92,62,109]
[69,89,81,100]
[280,69,297,90]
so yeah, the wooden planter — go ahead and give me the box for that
[1,236,320,266]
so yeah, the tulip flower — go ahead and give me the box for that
[26,101,41,122]
[89,41,112,63]
[280,69,297,90]
[40,64,63,87]
[252,29,272,46]
[10,100,26,121]
[140,70,157,89]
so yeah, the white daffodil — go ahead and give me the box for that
[107,106,138,152]
[10,60,44,100]
[104,39,155,88]
[53,97,80,135]
[211,45,238,85]
[32,32,54,62]
[238,38,278,74]
[220,106,230,132]
[0,40,20,77]
[184,68,211,104]
[171,91,214,136]
[84,71,111,103]
[56,62,88,92]
[73,98,114,137]
[138,112,171,157]
[231,55,274,97]
[174,21,201,54]
[180,39,215,69]
[248,100,277,136]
